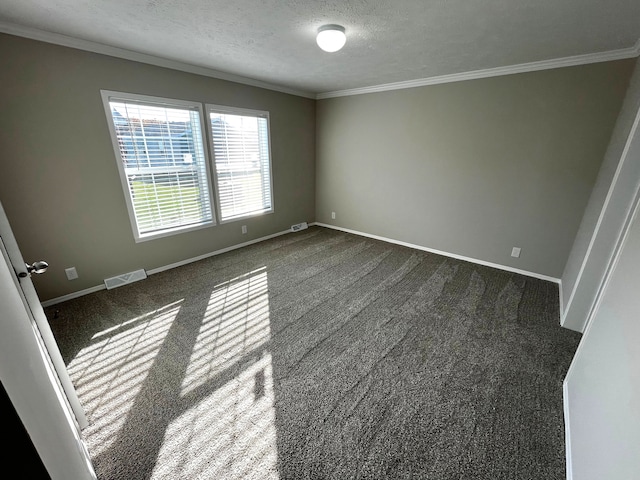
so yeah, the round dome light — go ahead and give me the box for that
[316,24,346,53]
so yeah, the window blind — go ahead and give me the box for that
[207,107,273,222]
[106,97,214,238]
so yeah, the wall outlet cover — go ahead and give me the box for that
[65,267,78,280]
[511,247,521,258]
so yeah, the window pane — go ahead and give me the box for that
[208,109,273,221]
[107,97,214,238]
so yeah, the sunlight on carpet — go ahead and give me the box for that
[67,301,183,460]
[181,267,270,396]
[152,353,278,479]
[67,268,279,479]
[151,266,278,478]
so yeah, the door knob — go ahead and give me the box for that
[28,261,49,274]
[19,260,49,278]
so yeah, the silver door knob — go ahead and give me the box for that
[20,261,49,277]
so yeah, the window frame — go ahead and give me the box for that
[101,90,217,242]
[205,104,275,224]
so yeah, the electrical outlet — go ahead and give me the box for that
[241,225,247,234]
[331,212,336,219]
[511,247,521,258]
[65,267,78,280]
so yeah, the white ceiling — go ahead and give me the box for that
[1,0,639,98]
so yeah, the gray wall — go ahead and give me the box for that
[561,57,640,332]
[564,191,640,479]
[316,61,633,279]
[0,33,316,301]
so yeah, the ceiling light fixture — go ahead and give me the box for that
[316,24,346,53]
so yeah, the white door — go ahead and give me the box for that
[0,201,87,429]
[0,201,95,479]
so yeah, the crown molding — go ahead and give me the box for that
[0,21,316,99]
[317,39,640,99]
[2,21,638,102]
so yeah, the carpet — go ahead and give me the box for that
[46,226,581,479]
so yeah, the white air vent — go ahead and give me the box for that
[104,269,147,290]
[291,222,308,232]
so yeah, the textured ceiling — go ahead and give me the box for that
[0,0,639,96]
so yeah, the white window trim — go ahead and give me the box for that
[205,104,275,224]
[101,90,217,242]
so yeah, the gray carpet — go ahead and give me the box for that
[46,226,581,479]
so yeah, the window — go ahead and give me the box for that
[207,105,274,222]
[102,93,275,241]
[102,91,215,241]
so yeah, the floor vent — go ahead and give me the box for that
[104,269,147,290]
[291,222,309,232]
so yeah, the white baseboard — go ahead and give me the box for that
[42,223,560,307]
[559,278,565,319]
[313,223,561,283]
[146,228,292,275]
[41,285,106,308]
[563,380,573,480]
[41,227,293,307]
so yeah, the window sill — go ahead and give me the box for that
[134,220,215,243]
[218,208,274,225]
